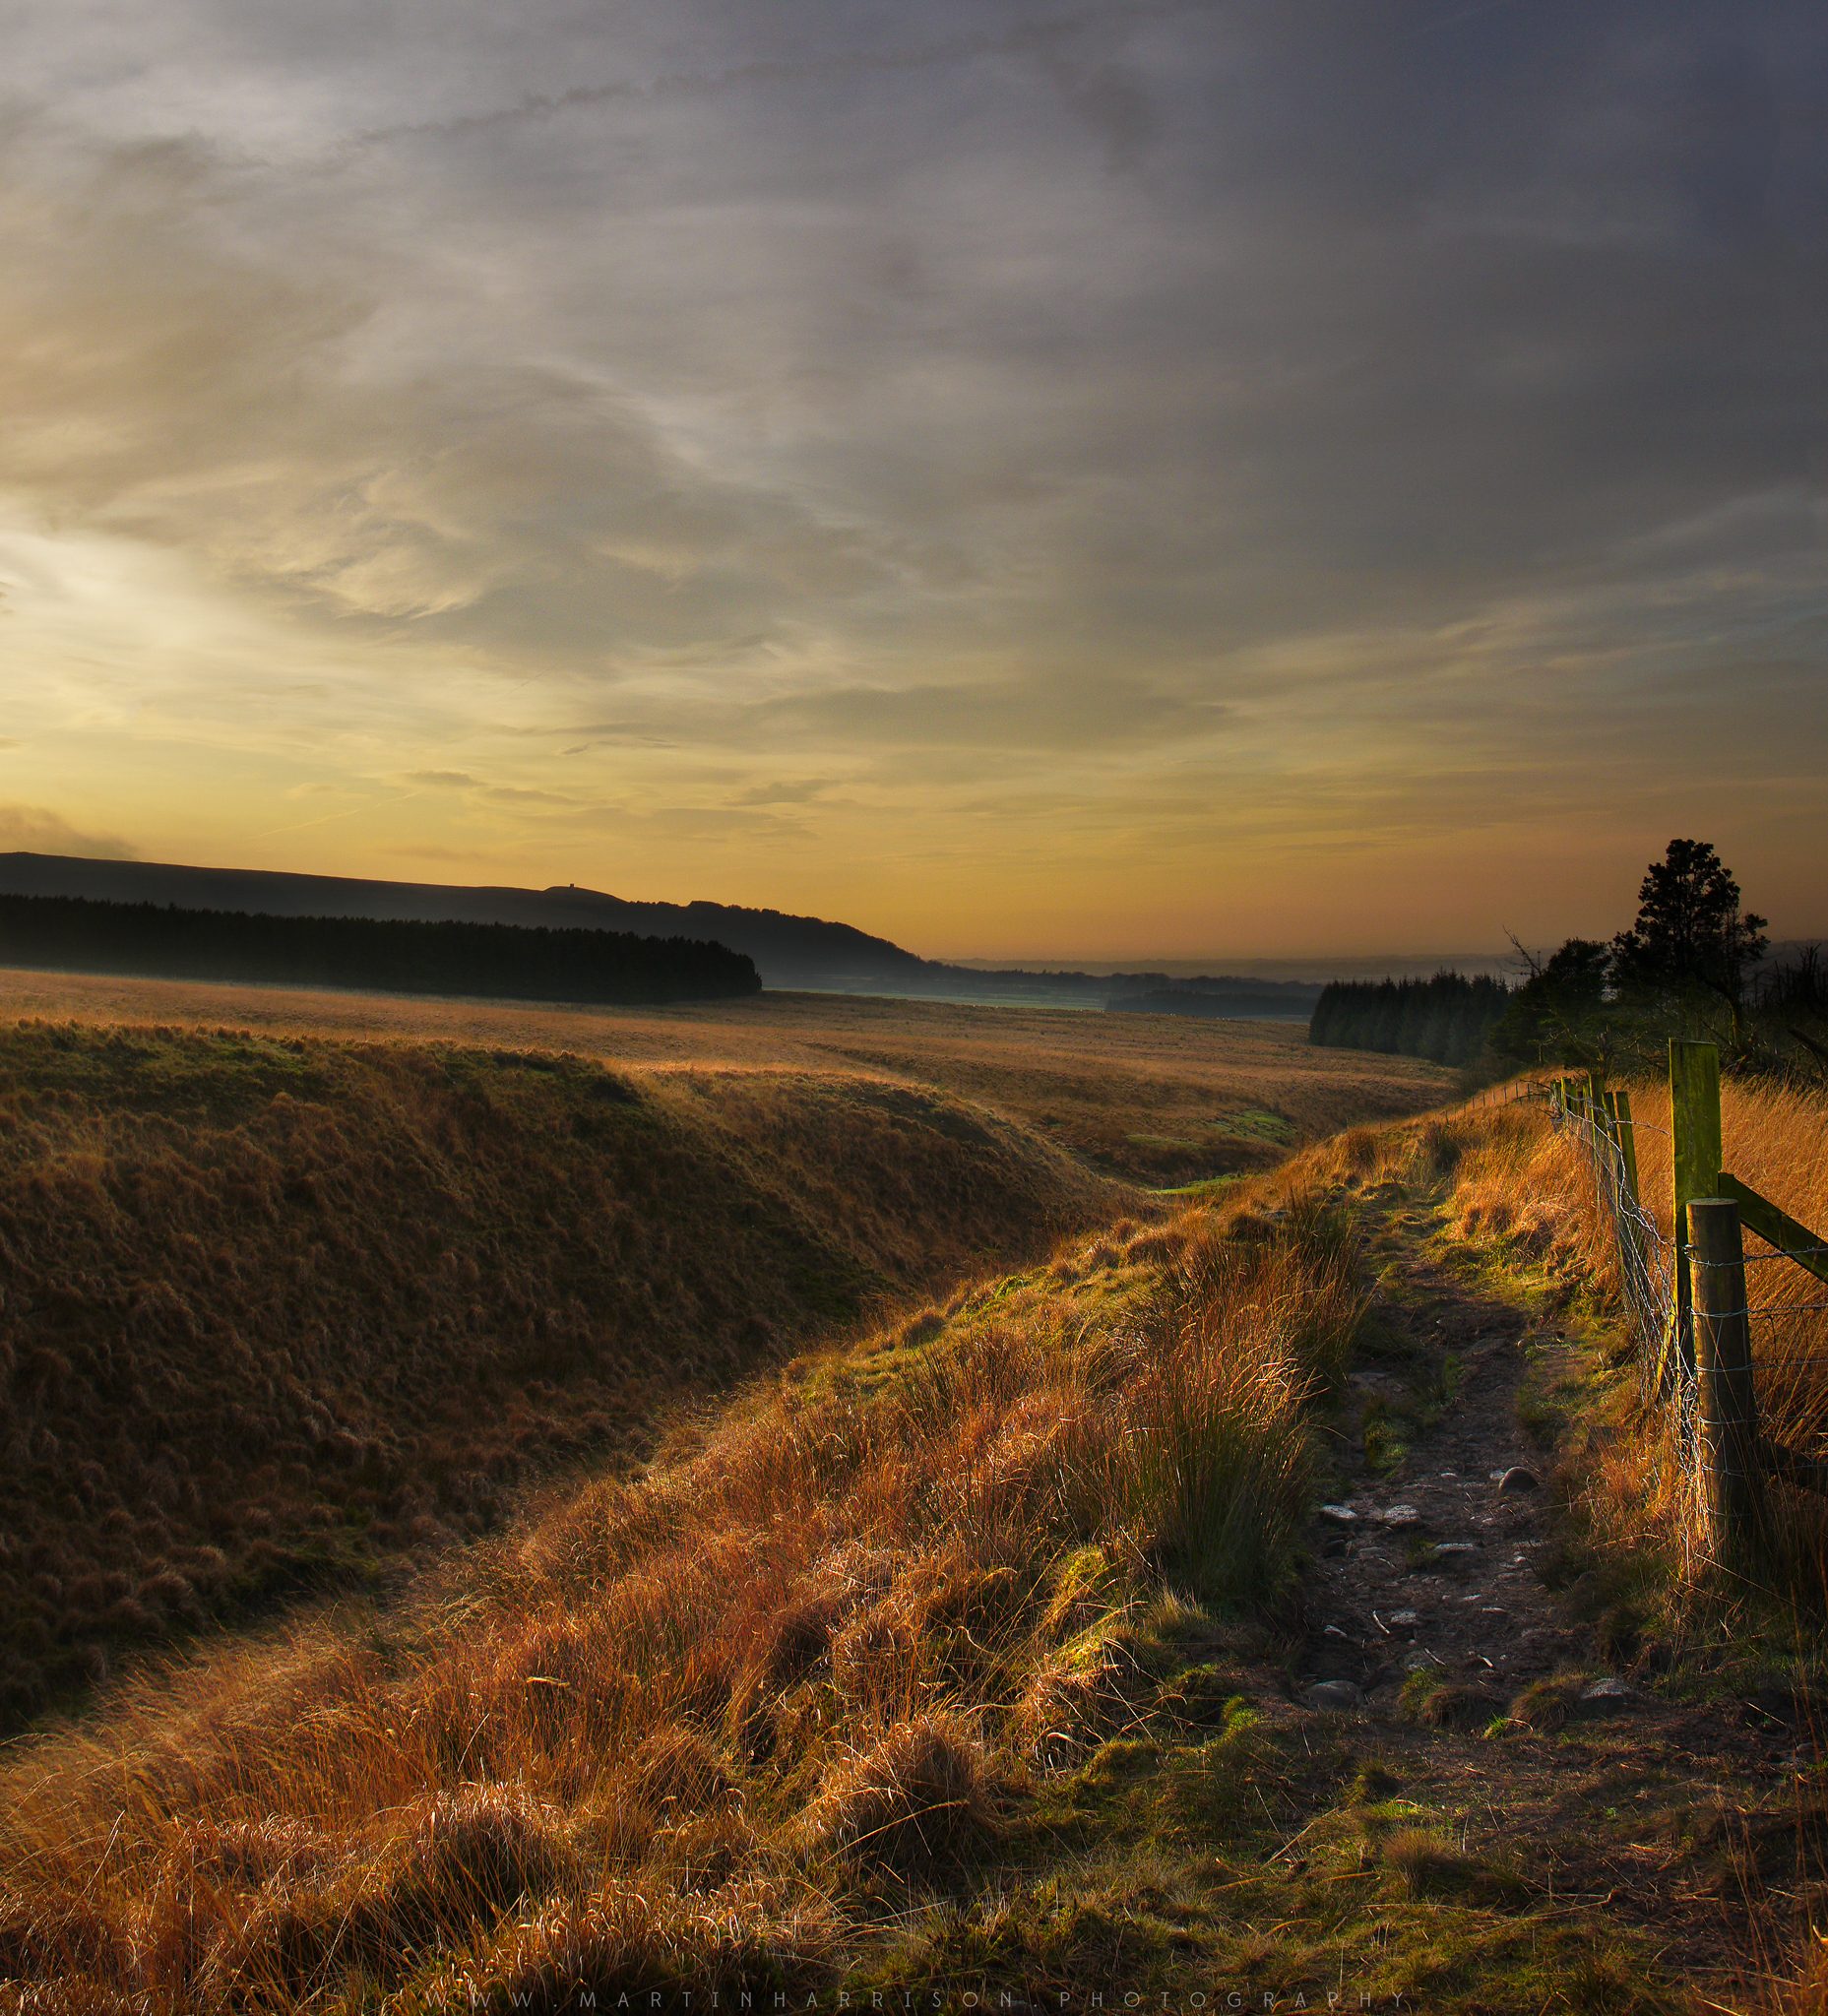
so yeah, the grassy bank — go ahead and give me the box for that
[0,1192,1363,2009]
[9,1076,1823,2008]
[0,1022,1118,1727]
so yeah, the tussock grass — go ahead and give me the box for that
[0,1200,1362,2008]
[0,1022,1120,1726]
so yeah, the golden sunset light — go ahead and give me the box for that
[4,3,1821,957]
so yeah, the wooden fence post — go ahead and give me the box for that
[1606,1088,1647,1302]
[1689,1196,1764,1564]
[1609,1090,1640,1208]
[1586,1071,1617,1160]
[1669,1040,1723,1388]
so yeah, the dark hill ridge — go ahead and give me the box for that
[0,852,1319,1013]
[0,851,917,993]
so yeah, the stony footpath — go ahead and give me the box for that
[1283,1196,1818,1994]
[1299,1247,1589,1722]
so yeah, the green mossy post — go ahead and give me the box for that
[1670,1040,1723,1389]
[1585,1070,1613,1160]
[1689,1196,1764,1566]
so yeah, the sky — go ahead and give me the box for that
[1,0,1824,961]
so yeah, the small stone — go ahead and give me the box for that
[1496,1466,1540,1494]
[1378,1504,1422,1527]
[1303,1679,1363,1711]
[1319,1504,1358,1524]
[1429,1542,1480,1558]
[1323,1624,1352,1640]
[1402,1651,1436,1672]
[1387,1609,1420,1627]
[1581,1675,1631,1703]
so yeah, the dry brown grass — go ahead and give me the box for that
[0,1196,1364,2009]
[0,966,1451,1182]
[0,1021,1122,1728]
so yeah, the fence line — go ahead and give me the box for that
[1454,1046,1828,1568]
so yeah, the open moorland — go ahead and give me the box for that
[5,1076,1828,2012]
[0,966,1450,1182]
[0,986,1441,1732]
[5,965,1824,2009]
[0,1022,1122,1727]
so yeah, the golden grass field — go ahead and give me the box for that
[0,979,1445,1731]
[0,966,1451,1181]
[1,994,1825,2007]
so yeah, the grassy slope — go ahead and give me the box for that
[0,1022,1119,1726]
[1444,1073,1828,1624]
[7,1101,1760,2016]
[0,1191,1367,2011]
[0,967,1453,1182]
[9,1016,1814,2009]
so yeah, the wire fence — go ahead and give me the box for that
[1456,1050,1828,1562]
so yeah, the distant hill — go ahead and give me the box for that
[0,852,919,994]
[0,852,1315,1012]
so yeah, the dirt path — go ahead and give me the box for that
[1289,1194,1815,1994]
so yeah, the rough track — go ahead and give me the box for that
[1290,1193,1816,1989]
[1301,1241,1575,1711]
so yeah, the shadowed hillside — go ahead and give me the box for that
[0,1023,1118,1726]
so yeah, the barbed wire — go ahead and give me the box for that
[1690,1245,1828,1265]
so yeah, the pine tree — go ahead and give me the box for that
[1611,839,1767,1009]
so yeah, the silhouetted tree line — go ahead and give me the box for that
[0,894,761,1004]
[1308,972,1511,1066]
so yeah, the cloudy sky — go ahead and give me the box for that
[2,0,1823,958]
